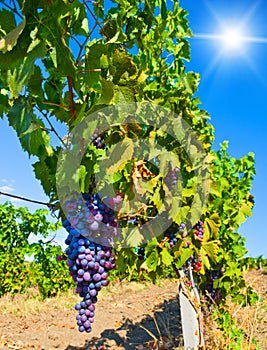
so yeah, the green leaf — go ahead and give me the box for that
[98,79,114,105]
[8,97,52,156]
[0,89,9,117]
[141,250,159,272]
[235,211,246,226]
[200,250,210,270]
[160,0,168,20]
[32,159,54,197]
[107,29,127,44]
[205,213,220,240]
[78,165,87,193]
[84,40,111,90]
[5,41,46,98]
[19,121,45,137]
[100,54,109,69]
[28,65,44,98]
[111,50,137,84]
[160,247,173,266]
[70,0,89,36]
[145,237,159,253]
[167,196,189,224]
[175,247,194,269]
[113,85,136,103]
[0,9,16,37]
[123,226,144,248]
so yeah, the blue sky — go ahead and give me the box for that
[1,0,266,257]
[180,0,267,257]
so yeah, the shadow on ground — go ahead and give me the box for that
[65,296,183,350]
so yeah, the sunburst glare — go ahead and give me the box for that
[190,1,267,79]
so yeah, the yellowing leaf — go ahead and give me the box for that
[106,138,134,175]
[235,211,246,226]
[205,213,221,239]
[209,181,221,197]
[0,18,25,53]
[200,241,219,263]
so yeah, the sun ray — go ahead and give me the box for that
[194,33,267,45]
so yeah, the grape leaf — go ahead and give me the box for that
[0,18,25,53]
[0,9,16,37]
[160,247,173,266]
[106,138,134,175]
[175,247,194,269]
[200,241,219,263]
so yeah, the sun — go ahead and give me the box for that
[194,24,249,55]
[220,28,244,51]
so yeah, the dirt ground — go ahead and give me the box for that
[0,270,266,350]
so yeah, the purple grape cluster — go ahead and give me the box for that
[205,270,223,303]
[194,221,204,240]
[167,223,185,248]
[56,254,67,261]
[91,128,106,149]
[64,223,116,332]
[62,190,122,332]
[165,167,179,190]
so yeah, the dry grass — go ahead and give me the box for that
[0,279,151,317]
[0,288,80,317]
[203,269,267,349]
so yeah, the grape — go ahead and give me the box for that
[75,304,81,311]
[86,305,93,313]
[83,272,91,281]
[84,320,91,328]
[92,273,101,282]
[79,326,85,332]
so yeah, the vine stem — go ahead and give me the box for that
[78,69,101,73]
[0,191,51,207]
[42,102,69,110]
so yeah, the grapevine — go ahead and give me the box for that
[0,0,258,346]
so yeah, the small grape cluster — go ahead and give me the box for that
[194,221,204,240]
[136,246,145,260]
[168,223,185,248]
[56,254,67,262]
[91,128,106,149]
[205,270,223,303]
[64,223,116,332]
[185,255,203,273]
[165,167,179,190]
